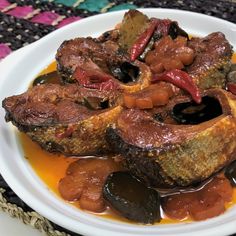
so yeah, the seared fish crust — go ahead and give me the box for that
[187,32,233,89]
[106,89,236,187]
[3,83,122,155]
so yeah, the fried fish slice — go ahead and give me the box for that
[187,32,233,89]
[106,89,236,187]
[56,37,152,93]
[2,83,122,156]
[56,37,124,83]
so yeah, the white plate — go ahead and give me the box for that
[0,9,236,236]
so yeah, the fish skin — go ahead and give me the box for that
[106,89,236,187]
[191,58,232,90]
[2,83,123,156]
[187,32,233,90]
[2,57,151,156]
[27,105,123,156]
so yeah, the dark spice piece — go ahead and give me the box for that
[168,22,189,40]
[103,171,161,224]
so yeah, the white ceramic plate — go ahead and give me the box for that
[0,9,236,236]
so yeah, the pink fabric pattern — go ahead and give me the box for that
[31,11,60,25]
[7,6,34,18]
[56,16,81,28]
[0,0,10,10]
[0,44,11,59]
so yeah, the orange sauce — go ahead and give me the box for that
[20,132,75,195]
[232,53,236,63]
[38,61,57,75]
[20,131,191,224]
[19,53,236,224]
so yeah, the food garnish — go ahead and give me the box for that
[152,69,201,103]
[130,18,157,61]
[2,9,236,225]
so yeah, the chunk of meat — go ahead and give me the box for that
[58,158,123,213]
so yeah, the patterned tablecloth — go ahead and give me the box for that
[0,0,236,235]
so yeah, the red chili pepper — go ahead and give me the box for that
[227,83,236,95]
[87,79,119,91]
[130,18,157,62]
[155,19,172,36]
[152,69,201,104]
[73,65,119,91]
[73,66,112,85]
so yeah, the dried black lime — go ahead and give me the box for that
[103,171,161,224]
